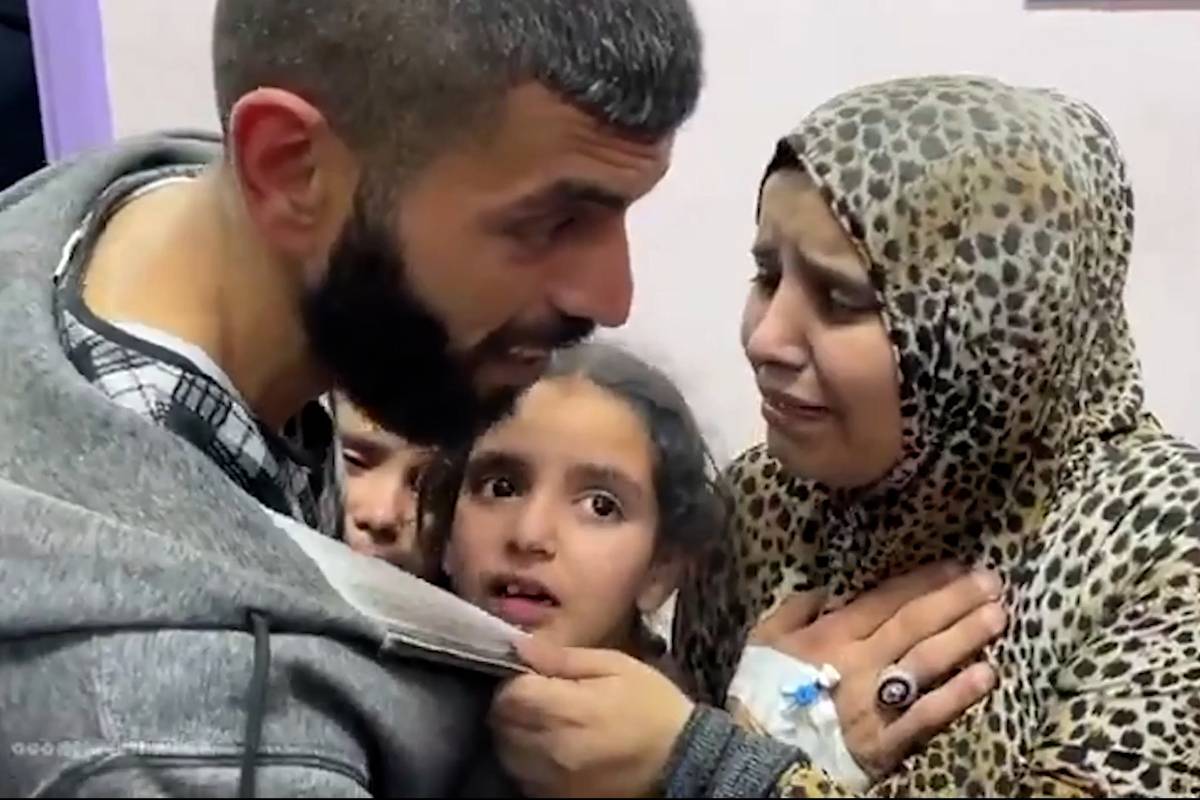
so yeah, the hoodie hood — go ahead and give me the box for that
[0,131,524,671]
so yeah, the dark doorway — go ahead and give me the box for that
[0,0,46,190]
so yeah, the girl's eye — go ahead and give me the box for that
[343,449,368,472]
[481,476,518,499]
[581,491,624,522]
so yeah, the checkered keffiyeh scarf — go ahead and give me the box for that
[53,170,344,539]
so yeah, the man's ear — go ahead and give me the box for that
[636,553,684,615]
[226,87,354,265]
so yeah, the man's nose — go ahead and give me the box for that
[546,220,634,328]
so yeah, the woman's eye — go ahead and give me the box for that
[750,254,782,294]
[827,287,857,310]
[825,285,879,315]
[342,449,367,471]
[750,270,781,293]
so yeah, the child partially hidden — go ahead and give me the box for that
[334,395,435,575]
[336,342,727,679]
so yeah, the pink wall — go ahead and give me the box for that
[95,0,1200,455]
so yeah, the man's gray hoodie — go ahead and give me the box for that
[0,132,519,797]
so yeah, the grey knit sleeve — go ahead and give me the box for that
[661,705,810,798]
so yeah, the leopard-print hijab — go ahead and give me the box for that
[768,75,1145,585]
[677,74,1200,797]
[677,74,1169,700]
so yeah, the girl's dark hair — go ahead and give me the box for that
[417,341,730,583]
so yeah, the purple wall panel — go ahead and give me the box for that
[27,0,113,161]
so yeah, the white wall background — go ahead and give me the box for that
[99,0,1200,461]
[100,0,218,137]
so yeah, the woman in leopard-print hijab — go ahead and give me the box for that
[675,75,1200,797]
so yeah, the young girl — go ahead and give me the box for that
[407,341,1001,798]
[417,341,729,670]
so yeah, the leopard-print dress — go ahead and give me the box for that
[675,75,1200,797]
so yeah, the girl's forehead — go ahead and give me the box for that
[472,377,654,475]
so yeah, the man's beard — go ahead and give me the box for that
[301,202,594,448]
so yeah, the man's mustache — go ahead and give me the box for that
[479,314,595,356]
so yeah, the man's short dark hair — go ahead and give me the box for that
[212,0,703,175]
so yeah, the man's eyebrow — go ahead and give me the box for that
[485,179,630,226]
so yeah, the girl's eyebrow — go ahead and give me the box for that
[464,449,527,476]
[568,463,645,505]
[338,432,391,459]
